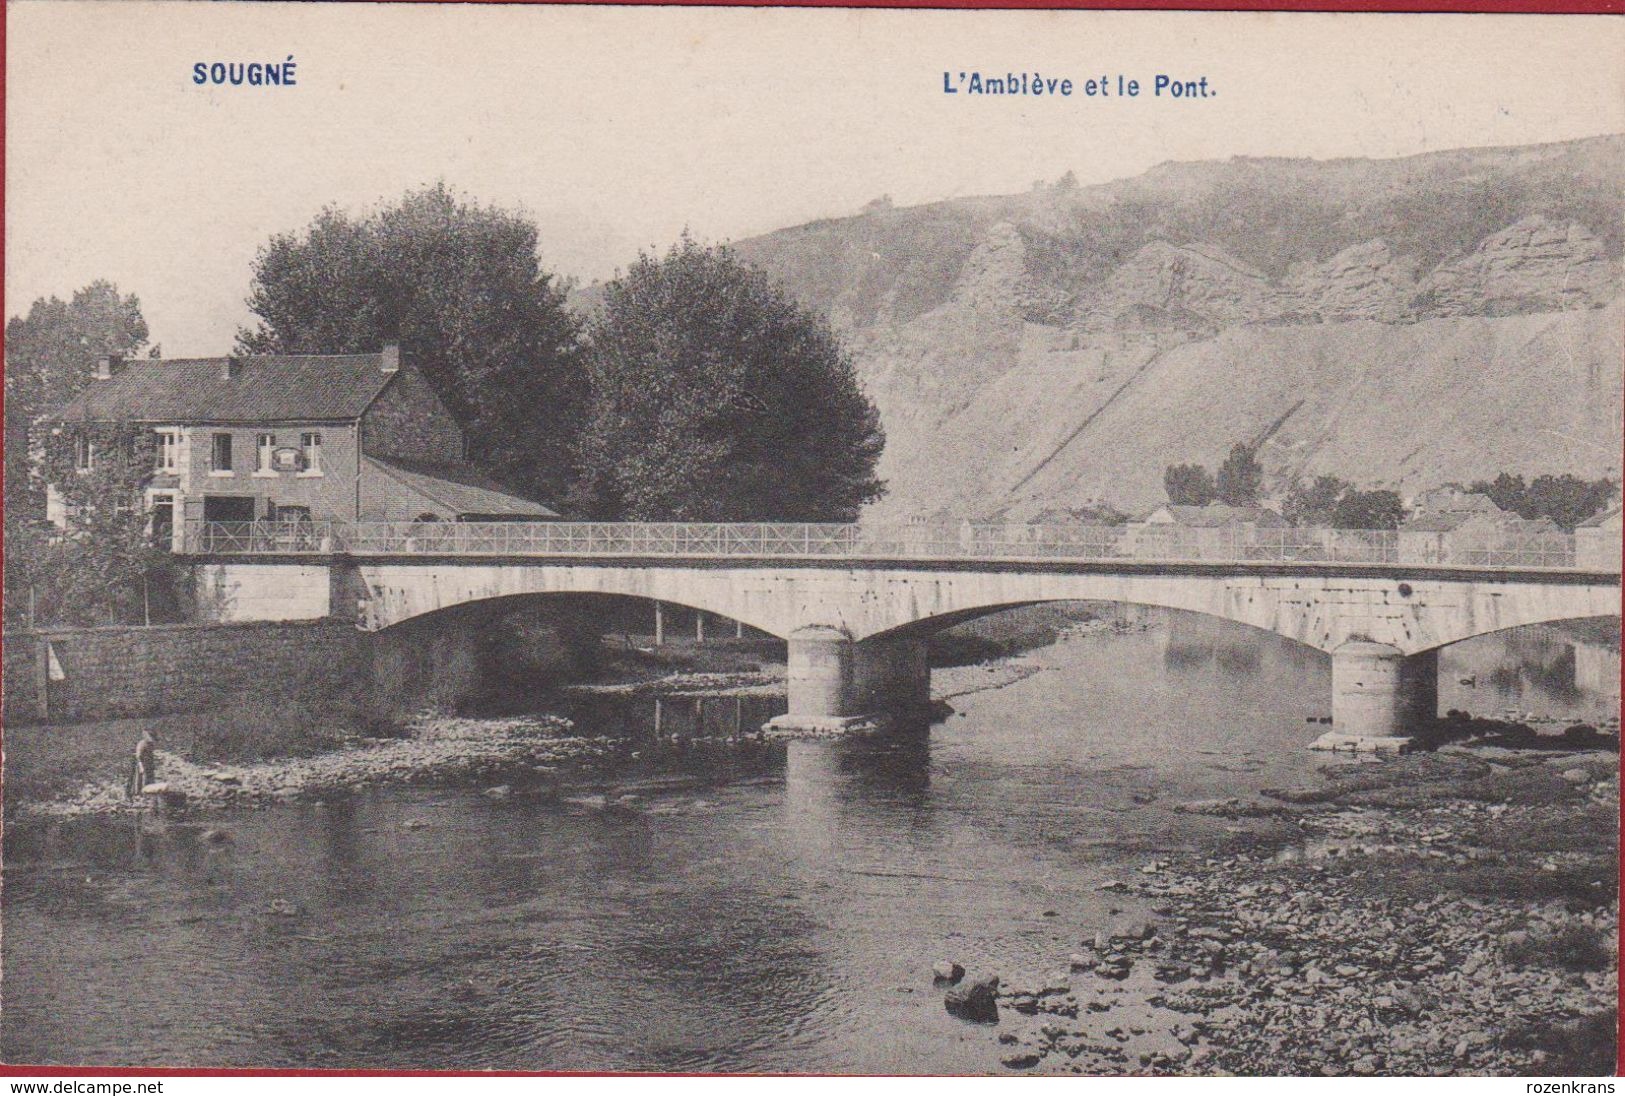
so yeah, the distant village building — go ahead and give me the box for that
[1398,497,1565,565]
[1406,487,1503,517]
[1126,502,1289,559]
[1575,505,1623,570]
[47,343,556,548]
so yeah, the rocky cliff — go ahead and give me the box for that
[728,135,1624,517]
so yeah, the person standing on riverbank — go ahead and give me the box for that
[126,729,157,799]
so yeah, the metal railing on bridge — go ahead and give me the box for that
[178,519,1601,571]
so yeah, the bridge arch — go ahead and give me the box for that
[351,560,797,639]
[863,597,1325,653]
[364,587,770,643]
[1407,612,1621,657]
[823,568,1621,656]
[1401,607,1622,657]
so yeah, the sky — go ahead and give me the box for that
[6,3,1623,356]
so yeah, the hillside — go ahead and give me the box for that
[723,135,1624,517]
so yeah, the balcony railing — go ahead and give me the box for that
[176,520,1614,572]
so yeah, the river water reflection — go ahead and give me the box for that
[3,616,1616,1071]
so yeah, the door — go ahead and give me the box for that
[149,494,175,550]
[202,496,257,523]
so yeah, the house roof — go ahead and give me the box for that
[1146,504,1288,528]
[1411,488,1503,516]
[365,454,560,519]
[1579,506,1623,530]
[1402,511,1478,534]
[52,354,397,424]
[1403,510,1559,534]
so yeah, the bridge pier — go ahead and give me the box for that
[767,626,931,732]
[1315,640,1438,752]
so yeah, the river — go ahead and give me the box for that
[3,614,1616,1071]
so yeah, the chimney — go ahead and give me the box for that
[221,357,243,380]
[380,342,401,374]
[93,354,123,380]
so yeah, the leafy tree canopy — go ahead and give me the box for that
[1331,488,1406,531]
[1215,443,1263,507]
[1469,472,1528,516]
[1163,463,1216,506]
[13,422,182,627]
[1281,474,1352,527]
[4,283,155,627]
[571,235,885,522]
[237,183,585,503]
[1468,472,1616,532]
[5,281,148,459]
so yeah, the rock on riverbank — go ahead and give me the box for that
[27,715,613,818]
[963,749,1618,1076]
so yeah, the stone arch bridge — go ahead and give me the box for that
[187,521,1621,748]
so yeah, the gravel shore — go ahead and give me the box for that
[953,748,1619,1076]
[24,714,613,818]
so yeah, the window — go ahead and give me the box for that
[211,432,233,473]
[300,432,322,474]
[154,430,180,473]
[74,434,93,472]
[256,433,276,473]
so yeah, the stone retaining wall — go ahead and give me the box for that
[3,620,367,725]
[1,614,494,726]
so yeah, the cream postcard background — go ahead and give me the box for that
[5,2,1622,356]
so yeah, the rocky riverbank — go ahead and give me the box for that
[942,747,1619,1076]
[23,714,615,819]
[14,651,987,817]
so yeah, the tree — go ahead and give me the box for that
[1518,474,1615,531]
[1282,474,1350,527]
[1215,444,1263,506]
[1163,463,1216,506]
[571,235,885,521]
[1468,472,1527,515]
[237,183,585,503]
[1466,471,1615,530]
[4,283,151,628]
[1331,488,1406,530]
[18,422,181,627]
[4,283,149,503]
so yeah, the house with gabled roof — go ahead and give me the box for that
[1397,506,1563,565]
[1576,505,1623,570]
[1124,502,1289,559]
[47,342,557,548]
[1407,486,1503,517]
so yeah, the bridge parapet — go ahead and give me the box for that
[180,519,1606,572]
